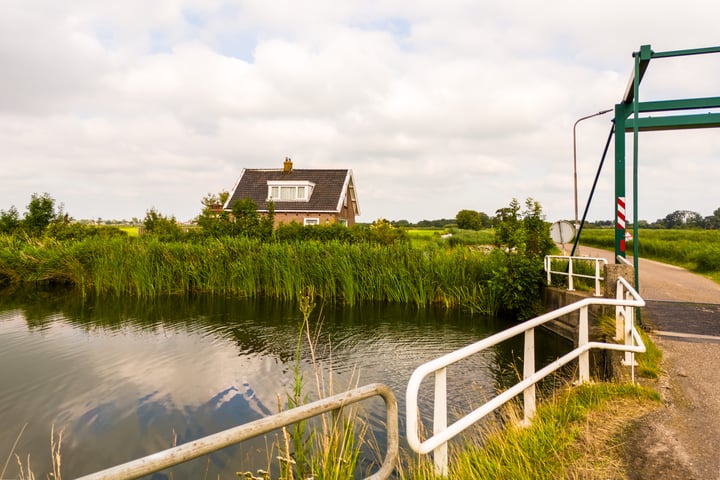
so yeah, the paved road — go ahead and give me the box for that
[574,245,720,479]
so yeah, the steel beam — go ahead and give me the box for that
[624,112,720,131]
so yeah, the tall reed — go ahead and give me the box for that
[0,235,538,314]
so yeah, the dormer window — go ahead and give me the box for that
[267,180,315,202]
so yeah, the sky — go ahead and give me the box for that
[2,1,720,224]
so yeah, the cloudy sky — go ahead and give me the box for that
[2,1,720,224]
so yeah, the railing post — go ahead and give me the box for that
[578,306,589,382]
[615,281,624,341]
[545,257,552,285]
[568,258,575,291]
[523,328,536,424]
[622,290,637,367]
[433,368,448,476]
[594,259,602,296]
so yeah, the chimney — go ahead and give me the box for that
[283,157,293,173]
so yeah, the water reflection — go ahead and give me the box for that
[0,291,571,478]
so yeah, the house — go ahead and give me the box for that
[224,158,360,227]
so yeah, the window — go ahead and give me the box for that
[267,181,315,202]
[304,218,320,226]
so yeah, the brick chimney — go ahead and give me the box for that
[283,157,293,173]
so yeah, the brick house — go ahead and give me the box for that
[224,158,360,227]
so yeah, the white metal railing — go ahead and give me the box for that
[76,383,398,480]
[406,276,645,476]
[545,255,608,296]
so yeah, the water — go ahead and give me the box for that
[0,291,571,478]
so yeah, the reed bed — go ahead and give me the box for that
[0,235,528,313]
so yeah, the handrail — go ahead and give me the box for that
[617,254,633,266]
[545,255,608,296]
[406,276,645,475]
[76,383,399,480]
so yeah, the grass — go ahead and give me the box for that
[579,228,720,282]
[118,226,139,237]
[254,295,371,480]
[545,256,603,294]
[399,382,661,480]
[396,311,665,480]
[598,314,663,379]
[405,228,495,248]
[0,235,542,316]
[2,425,63,480]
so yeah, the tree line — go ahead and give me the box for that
[0,192,408,245]
[582,208,720,230]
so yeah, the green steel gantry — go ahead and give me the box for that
[614,44,720,290]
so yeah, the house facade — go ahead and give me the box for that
[224,158,360,227]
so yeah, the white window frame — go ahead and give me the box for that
[267,181,315,202]
[304,217,320,226]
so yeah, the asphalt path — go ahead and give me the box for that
[572,245,720,478]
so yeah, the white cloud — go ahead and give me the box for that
[2,0,720,223]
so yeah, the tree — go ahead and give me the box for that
[200,190,229,209]
[494,198,554,257]
[258,201,275,240]
[704,208,720,229]
[23,192,58,236]
[142,208,183,240]
[197,191,233,237]
[232,198,261,236]
[456,209,483,230]
[0,206,20,234]
[657,210,704,229]
[494,198,522,248]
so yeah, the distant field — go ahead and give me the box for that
[118,226,139,237]
[579,228,720,281]
[405,227,495,247]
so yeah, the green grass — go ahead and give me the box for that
[118,226,139,237]
[405,228,495,248]
[579,228,720,281]
[400,382,660,480]
[0,235,542,315]
[598,314,662,379]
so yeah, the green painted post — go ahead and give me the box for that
[632,50,642,291]
[614,103,628,261]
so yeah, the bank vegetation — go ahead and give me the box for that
[0,197,555,319]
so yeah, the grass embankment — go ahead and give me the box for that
[580,228,720,282]
[400,383,661,480]
[0,235,543,316]
[401,328,663,480]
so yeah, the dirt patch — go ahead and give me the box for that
[619,336,720,480]
[623,409,697,480]
[566,396,661,479]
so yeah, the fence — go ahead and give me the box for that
[76,383,398,480]
[544,255,608,296]
[405,275,645,475]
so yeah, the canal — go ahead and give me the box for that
[0,290,571,478]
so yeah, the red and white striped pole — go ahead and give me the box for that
[616,196,626,252]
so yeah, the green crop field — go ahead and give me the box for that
[579,228,720,281]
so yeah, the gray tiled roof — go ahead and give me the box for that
[226,169,351,212]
